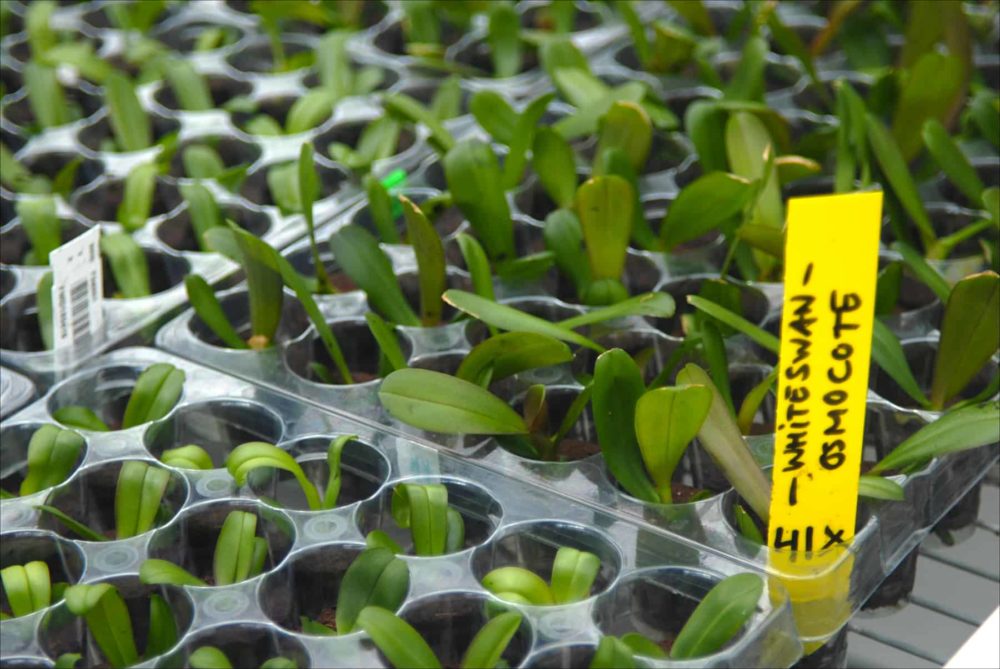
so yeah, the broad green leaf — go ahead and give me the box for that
[122,362,185,429]
[329,117,401,172]
[594,102,651,175]
[726,111,782,231]
[35,504,107,541]
[461,612,523,669]
[867,114,936,250]
[1,561,50,617]
[246,115,285,137]
[64,583,139,668]
[891,53,965,162]
[206,227,283,346]
[676,364,771,520]
[26,1,56,56]
[115,461,170,538]
[892,241,950,303]
[737,369,777,436]
[872,402,999,474]
[688,295,778,352]
[430,76,462,120]
[101,232,151,299]
[17,196,60,265]
[442,290,602,351]
[392,483,449,556]
[444,139,514,262]
[661,172,754,250]
[356,606,442,669]
[105,72,151,151]
[457,332,572,386]
[179,182,222,251]
[336,547,410,634]
[456,233,496,303]
[286,90,335,135]
[19,424,84,496]
[543,209,589,293]
[592,349,658,502]
[733,503,764,543]
[184,275,248,349]
[550,547,600,604]
[591,637,638,668]
[857,475,905,501]
[634,385,712,503]
[51,406,109,432]
[670,573,763,659]
[24,62,68,128]
[265,162,301,213]
[379,369,528,435]
[872,319,930,408]
[213,510,259,586]
[922,119,985,205]
[482,566,554,605]
[401,196,446,326]
[532,127,578,209]
[117,161,157,232]
[470,92,516,144]
[145,593,177,659]
[931,272,1000,409]
[685,100,729,172]
[364,175,398,243]
[540,36,590,80]
[188,646,233,669]
[161,444,214,470]
[163,58,212,111]
[725,36,767,102]
[365,312,407,373]
[139,559,206,587]
[503,93,554,189]
[182,145,226,179]
[577,175,633,281]
[553,78,648,140]
[384,93,455,153]
[621,632,667,658]
[366,530,404,554]
[315,31,352,97]
[226,442,321,510]
[487,2,521,78]
[327,225,419,326]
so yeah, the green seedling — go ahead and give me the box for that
[0,424,84,498]
[482,546,600,605]
[103,72,153,152]
[160,444,215,471]
[36,460,173,542]
[224,436,356,511]
[139,509,270,587]
[20,62,88,132]
[101,231,153,299]
[59,582,178,668]
[1,144,81,196]
[180,144,249,190]
[365,483,465,557]
[357,606,524,669]
[14,195,62,265]
[21,2,112,83]
[384,92,457,154]
[327,116,403,173]
[297,547,409,636]
[188,646,297,669]
[469,91,554,190]
[178,181,224,252]
[52,363,185,432]
[0,561,65,619]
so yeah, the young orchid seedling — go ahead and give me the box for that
[139,509,270,587]
[365,483,465,557]
[188,647,297,669]
[482,546,600,606]
[223,436,356,511]
[0,424,84,499]
[0,561,64,620]
[357,606,524,669]
[50,363,185,432]
[0,145,80,196]
[36,460,174,542]
[57,582,179,669]
[179,144,249,190]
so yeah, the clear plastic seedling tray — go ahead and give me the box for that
[0,347,803,668]
[0,365,35,420]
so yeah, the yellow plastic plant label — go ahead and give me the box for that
[767,191,882,643]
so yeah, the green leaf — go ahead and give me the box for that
[379,369,528,435]
[226,442,321,510]
[161,444,214,470]
[634,385,712,503]
[931,272,999,409]
[392,483,450,556]
[24,62,68,128]
[64,583,139,669]
[184,275,248,350]
[576,175,634,281]
[162,58,212,111]
[330,117,401,172]
[590,637,638,669]
[105,72,151,151]
[969,90,1000,149]
[35,504,108,541]
[456,233,496,303]
[54,653,82,669]
[670,573,763,659]
[286,90,335,135]
[115,460,170,538]
[17,196,60,265]
[461,611,523,669]
[594,102,651,175]
[213,510,259,586]
[1,561,51,617]
[471,91,518,144]
[487,2,521,78]
[592,349,658,502]
[259,658,297,669]
[145,593,177,659]
[457,332,572,386]
[401,196,446,326]
[297,143,332,295]
[356,606,442,669]
[725,36,767,102]
[101,232,151,299]
[687,295,778,352]
[503,93,554,190]
[621,632,667,658]
[430,76,462,121]
[316,31,353,98]
[25,1,56,56]
[365,312,407,373]
[482,566,553,605]
[366,530,404,554]
[892,241,950,303]
[322,435,353,509]
[19,424,84,496]
[543,209,589,294]
[726,111,782,233]
[733,503,764,543]
[532,127,578,209]
[871,319,931,408]
[336,547,410,634]
[737,369,777,436]
[444,139,514,262]
[122,363,185,429]
[364,175,399,244]
[857,475,905,501]
[327,225,419,326]
[661,172,754,251]
[867,114,936,250]
[891,53,965,162]
[182,145,226,179]
[188,646,233,669]
[52,406,110,432]
[180,182,222,251]
[550,547,600,604]
[676,364,771,520]
[384,93,455,154]
[139,559,206,587]
[834,80,870,192]
[442,290,602,351]
[246,115,285,137]
[922,119,984,205]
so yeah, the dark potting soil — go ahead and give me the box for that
[670,483,712,504]
[316,607,337,632]
[327,272,357,294]
[349,371,379,383]
[556,438,600,460]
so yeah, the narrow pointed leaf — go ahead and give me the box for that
[892,241,950,303]
[163,59,212,111]
[105,72,151,151]
[336,548,410,634]
[922,119,985,205]
[384,93,455,153]
[179,182,222,251]
[871,319,930,408]
[213,510,258,586]
[503,93,554,189]
[661,173,754,251]
[52,406,109,432]
[444,139,514,262]
[226,442,321,510]
[401,196,446,326]
[35,505,108,541]
[328,225,419,326]
[322,435,353,509]
[558,292,675,329]
[532,127,577,209]
[65,583,139,669]
[185,275,247,349]
[25,62,68,128]
[456,233,496,302]
[139,559,206,587]
[461,612,523,669]
[857,476,905,501]
[356,606,442,669]
[543,209,589,293]
[365,312,407,373]
[101,232,150,298]
[670,573,763,659]
[457,332,572,385]
[737,369,777,435]
[144,593,177,659]
[688,295,778,352]
[20,425,84,496]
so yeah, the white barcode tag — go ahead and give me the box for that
[50,226,104,353]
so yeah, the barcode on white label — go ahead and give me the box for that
[50,226,104,353]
